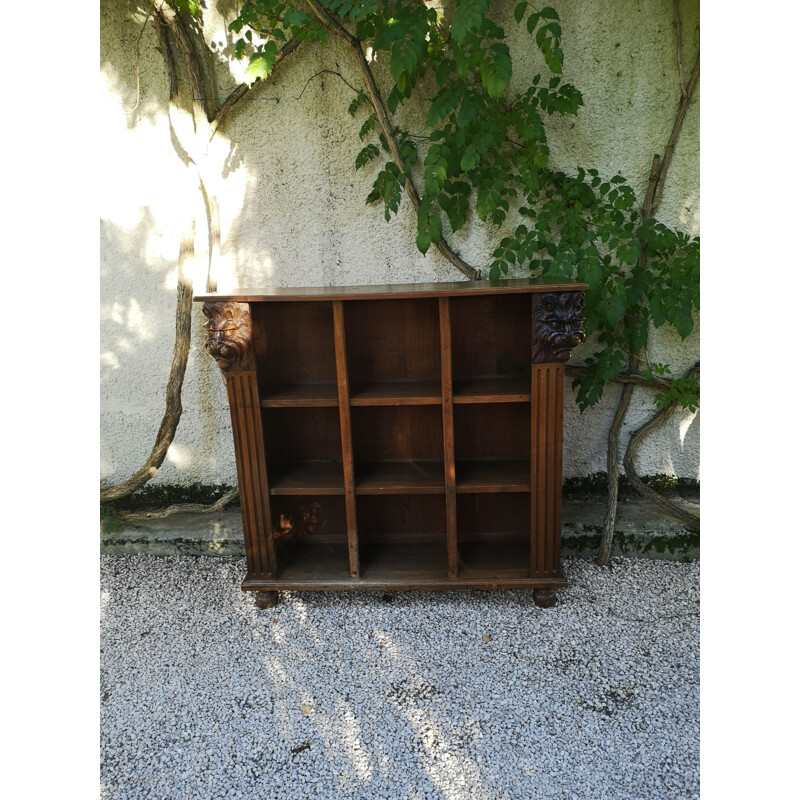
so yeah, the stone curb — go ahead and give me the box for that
[100,499,699,561]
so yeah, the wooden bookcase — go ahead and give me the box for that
[196,278,587,608]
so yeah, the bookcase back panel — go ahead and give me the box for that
[344,299,441,383]
[456,494,529,541]
[351,406,444,462]
[263,407,342,462]
[454,403,531,460]
[450,294,531,380]
[356,495,446,543]
[251,301,337,386]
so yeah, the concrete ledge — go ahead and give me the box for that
[100,499,699,561]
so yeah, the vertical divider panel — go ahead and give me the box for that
[439,297,459,578]
[333,300,360,578]
[530,363,565,577]
[227,370,276,578]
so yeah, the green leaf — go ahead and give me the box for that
[355,143,379,170]
[427,88,460,126]
[429,213,443,244]
[457,92,482,128]
[461,143,480,171]
[436,59,453,87]
[481,42,512,98]
[244,41,278,84]
[514,2,527,24]
[359,114,377,141]
[284,7,309,28]
[540,7,560,20]
[416,213,432,254]
[451,0,492,43]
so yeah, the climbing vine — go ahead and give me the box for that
[103,1,700,557]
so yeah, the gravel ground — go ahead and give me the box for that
[100,555,699,800]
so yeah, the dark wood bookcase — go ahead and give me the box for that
[196,278,586,608]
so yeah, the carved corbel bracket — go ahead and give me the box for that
[202,301,255,373]
[532,291,586,364]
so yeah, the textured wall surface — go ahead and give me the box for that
[100,0,700,488]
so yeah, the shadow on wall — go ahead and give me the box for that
[100,0,700,485]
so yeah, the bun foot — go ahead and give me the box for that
[254,590,279,609]
[533,589,557,608]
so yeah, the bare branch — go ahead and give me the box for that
[117,488,240,523]
[596,383,635,565]
[294,69,361,101]
[623,363,700,532]
[652,53,699,211]
[151,1,209,124]
[673,0,688,99]
[566,364,674,391]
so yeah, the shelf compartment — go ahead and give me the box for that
[251,301,337,390]
[450,293,532,382]
[350,380,442,406]
[352,405,444,462]
[261,382,339,408]
[455,494,529,541]
[455,460,530,493]
[263,407,342,463]
[359,543,449,581]
[355,461,445,494]
[242,540,567,590]
[454,403,531,462]
[271,496,348,543]
[453,377,530,404]
[271,541,353,582]
[356,495,446,543]
[344,298,441,384]
[458,541,530,581]
[269,462,345,495]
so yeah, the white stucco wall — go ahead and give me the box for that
[100,0,699,489]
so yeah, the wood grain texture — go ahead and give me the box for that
[333,300,360,578]
[530,363,565,578]
[227,371,275,577]
[439,298,459,578]
[242,541,567,591]
[195,277,589,303]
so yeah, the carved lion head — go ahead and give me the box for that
[532,292,586,363]
[202,302,254,373]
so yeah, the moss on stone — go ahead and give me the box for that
[101,483,239,512]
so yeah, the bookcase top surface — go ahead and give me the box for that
[195,277,588,303]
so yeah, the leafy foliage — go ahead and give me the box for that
[226,0,699,411]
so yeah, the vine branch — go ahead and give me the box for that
[294,69,361,101]
[303,0,480,280]
[673,0,688,100]
[622,363,700,533]
[117,487,240,523]
[597,36,699,564]
[211,34,303,138]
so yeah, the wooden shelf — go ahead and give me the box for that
[261,383,338,407]
[350,380,441,406]
[243,541,566,590]
[268,462,344,495]
[355,461,445,494]
[456,460,530,493]
[453,376,530,404]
